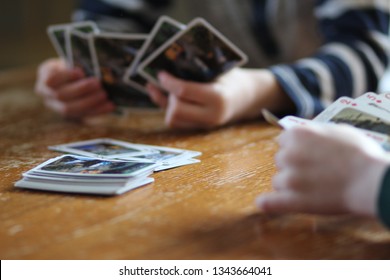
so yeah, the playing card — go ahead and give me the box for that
[261,109,283,128]
[138,17,248,86]
[313,97,390,135]
[356,92,390,117]
[28,155,158,178]
[262,107,389,147]
[92,32,157,108]
[47,21,99,66]
[123,15,185,85]
[154,158,200,172]
[15,176,154,196]
[115,143,202,170]
[278,115,314,129]
[93,32,147,91]
[69,29,100,77]
[22,171,143,184]
[47,23,69,61]
[48,138,158,159]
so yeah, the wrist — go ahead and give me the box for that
[238,69,295,117]
[219,68,295,123]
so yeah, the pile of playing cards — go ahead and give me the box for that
[15,139,201,195]
[264,92,390,150]
[47,16,247,109]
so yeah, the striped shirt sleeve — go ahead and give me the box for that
[270,0,390,118]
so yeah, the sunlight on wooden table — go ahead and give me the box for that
[1,69,390,259]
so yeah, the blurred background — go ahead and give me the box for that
[0,0,388,90]
[0,0,77,70]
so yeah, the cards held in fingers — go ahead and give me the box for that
[91,32,158,108]
[123,15,185,83]
[138,17,248,85]
[47,21,99,73]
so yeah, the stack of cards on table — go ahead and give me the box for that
[47,16,247,109]
[264,92,390,150]
[15,139,201,196]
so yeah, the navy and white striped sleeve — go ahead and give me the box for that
[270,0,390,118]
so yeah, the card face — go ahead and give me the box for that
[69,30,99,77]
[355,92,390,119]
[29,155,157,178]
[138,17,248,85]
[279,114,389,147]
[69,22,99,68]
[48,138,157,158]
[123,16,185,83]
[93,32,148,92]
[325,107,390,135]
[314,97,390,136]
[92,32,158,108]
[47,21,98,66]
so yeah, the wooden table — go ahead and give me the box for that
[1,69,390,260]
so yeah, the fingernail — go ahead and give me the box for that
[158,72,168,83]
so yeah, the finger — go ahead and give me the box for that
[46,67,85,88]
[272,169,304,192]
[277,127,309,147]
[146,83,168,109]
[54,78,102,102]
[158,72,218,104]
[46,89,113,119]
[276,130,290,148]
[274,148,310,170]
[272,171,288,191]
[36,68,86,99]
[255,192,303,214]
[274,150,288,170]
[165,94,214,128]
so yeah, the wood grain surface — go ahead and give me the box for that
[1,76,390,260]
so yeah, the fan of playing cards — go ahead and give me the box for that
[47,16,248,109]
[15,139,201,195]
[264,92,390,151]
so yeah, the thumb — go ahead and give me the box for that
[158,71,185,96]
[157,71,215,104]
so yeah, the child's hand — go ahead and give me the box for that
[35,58,115,119]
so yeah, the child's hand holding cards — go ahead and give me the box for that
[262,92,390,151]
[46,16,248,109]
